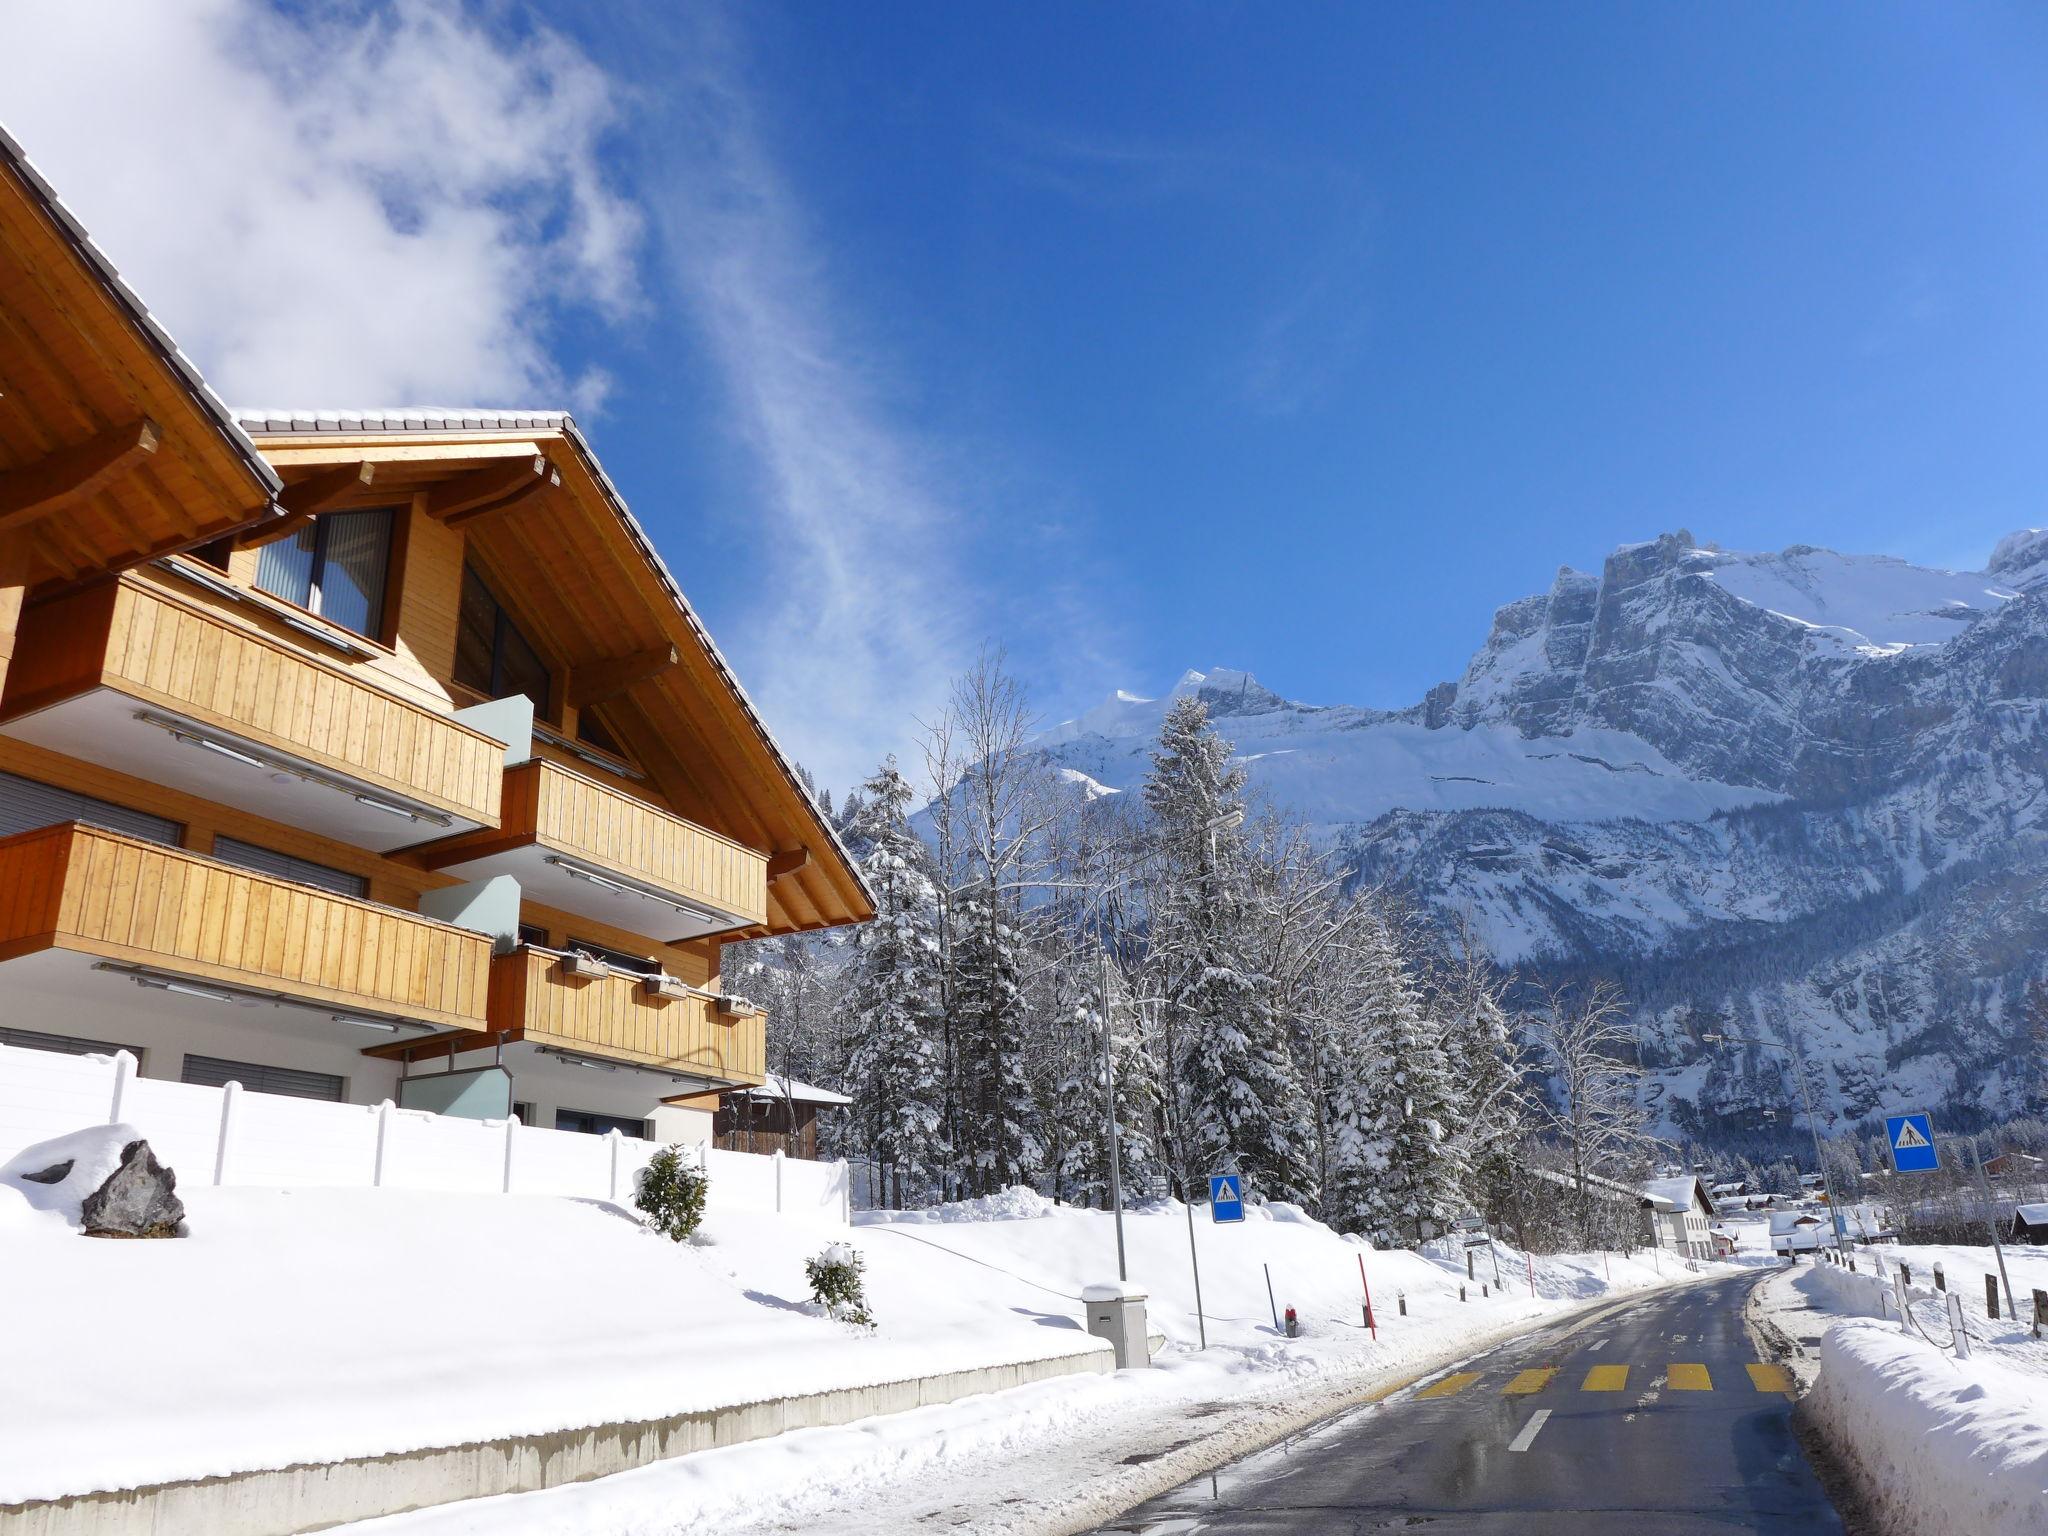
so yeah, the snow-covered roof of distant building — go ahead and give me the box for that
[1642,1175,1713,1214]
[1769,1210,1822,1233]
[233,408,570,435]
[2015,1203,2048,1225]
[735,1075,853,1108]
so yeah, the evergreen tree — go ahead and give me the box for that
[1143,697,1315,1204]
[954,878,1044,1192]
[841,760,946,1208]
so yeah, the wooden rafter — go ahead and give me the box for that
[766,848,810,881]
[567,643,679,709]
[240,461,377,547]
[425,455,547,521]
[0,415,159,531]
[442,465,560,530]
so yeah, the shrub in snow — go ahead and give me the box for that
[806,1242,874,1327]
[634,1144,708,1241]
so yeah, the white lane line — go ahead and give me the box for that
[1509,1409,1553,1452]
[1588,1338,1608,1351]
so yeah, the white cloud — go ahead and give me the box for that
[0,0,637,408]
[641,11,993,796]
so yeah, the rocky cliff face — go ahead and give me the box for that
[1033,530,2048,1139]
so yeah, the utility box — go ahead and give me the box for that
[1083,1281,1151,1370]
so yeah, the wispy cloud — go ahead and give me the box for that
[0,0,638,408]
[642,9,1096,795]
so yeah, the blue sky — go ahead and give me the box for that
[8,3,2048,794]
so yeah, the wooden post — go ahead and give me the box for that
[1901,1261,1912,1286]
[373,1101,394,1187]
[213,1081,240,1186]
[2032,1289,2047,1339]
[1398,1291,1408,1316]
[1933,1263,1946,1292]
[1460,1285,1467,1302]
[108,1049,136,1125]
[1986,1273,2000,1320]
[501,1114,518,1194]
[1467,1250,1475,1281]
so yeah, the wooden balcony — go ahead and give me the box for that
[488,947,765,1084]
[0,822,491,1031]
[414,760,769,942]
[0,577,504,850]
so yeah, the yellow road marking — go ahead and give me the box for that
[1747,1363,1796,1395]
[1667,1363,1712,1391]
[1418,1372,1483,1399]
[1503,1368,1557,1395]
[1581,1364,1629,1392]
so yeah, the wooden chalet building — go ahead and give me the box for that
[0,126,871,1142]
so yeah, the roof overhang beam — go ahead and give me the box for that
[0,416,159,531]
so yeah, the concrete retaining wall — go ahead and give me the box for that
[0,1347,1112,1536]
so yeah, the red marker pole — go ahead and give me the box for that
[1358,1253,1378,1340]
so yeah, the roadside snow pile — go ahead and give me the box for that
[1805,1321,2048,1535]
[0,1123,145,1230]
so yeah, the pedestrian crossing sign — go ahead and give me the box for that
[1885,1112,1939,1174]
[1209,1174,1245,1223]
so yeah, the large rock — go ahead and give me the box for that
[79,1139,184,1238]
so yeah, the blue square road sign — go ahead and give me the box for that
[1209,1174,1245,1223]
[1885,1112,1939,1174]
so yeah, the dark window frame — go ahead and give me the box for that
[455,563,553,718]
[555,1108,650,1139]
[252,506,399,640]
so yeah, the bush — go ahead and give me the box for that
[635,1144,709,1241]
[805,1241,874,1327]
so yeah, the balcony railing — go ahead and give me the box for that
[0,822,491,1032]
[0,577,504,850]
[416,760,769,941]
[488,946,765,1083]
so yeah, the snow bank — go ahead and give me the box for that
[0,1123,143,1231]
[1805,1321,2048,1535]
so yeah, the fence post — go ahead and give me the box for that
[213,1081,241,1186]
[2032,1289,2047,1339]
[372,1101,394,1188]
[1933,1262,1945,1292]
[501,1114,518,1194]
[839,1158,852,1226]
[1949,1292,1971,1359]
[607,1128,623,1204]
[107,1049,136,1125]
[1986,1273,2000,1320]
[773,1147,785,1213]
[1894,1269,1912,1334]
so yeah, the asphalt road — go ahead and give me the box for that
[1096,1271,1842,1534]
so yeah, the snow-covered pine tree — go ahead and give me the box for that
[953,877,1044,1193]
[840,759,947,1209]
[1143,696,1314,1205]
[1330,909,1461,1244]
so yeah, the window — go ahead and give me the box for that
[575,706,626,759]
[254,507,394,638]
[211,837,368,900]
[518,922,551,949]
[555,1108,649,1139]
[187,536,235,572]
[1,1026,142,1061]
[567,937,660,976]
[455,564,550,715]
[182,1054,344,1102]
[0,771,181,845]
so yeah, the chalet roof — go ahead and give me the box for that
[229,408,873,935]
[2015,1203,2048,1225]
[0,123,282,586]
[1642,1175,1715,1216]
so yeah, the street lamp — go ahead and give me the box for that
[1094,945,1128,1283]
[1702,1031,1849,1262]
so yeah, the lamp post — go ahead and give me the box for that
[1703,1031,1848,1262]
[1096,945,1128,1283]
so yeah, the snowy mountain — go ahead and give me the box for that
[1033,529,2048,1141]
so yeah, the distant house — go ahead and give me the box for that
[1769,1210,1825,1253]
[1642,1175,1717,1259]
[1986,1151,2048,1179]
[1710,1227,1738,1260]
[1710,1180,1749,1200]
[2010,1203,2048,1243]
[1798,1172,1826,1190]
[709,1075,852,1161]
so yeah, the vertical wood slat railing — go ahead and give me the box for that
[0,821,491,1030]
[490,947,766,1082]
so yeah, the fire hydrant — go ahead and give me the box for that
[1284,1305,1299,1338]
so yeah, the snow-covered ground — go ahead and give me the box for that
[340,1199,1714,1535]
[1751,1239,2048,1535]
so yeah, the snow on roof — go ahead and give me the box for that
[739,1074,853,1107]
[232,408,569,434]
[1769,1210,1822,1233]
[2015,1203,2048,1225]
[1641,1175,1711,1213]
